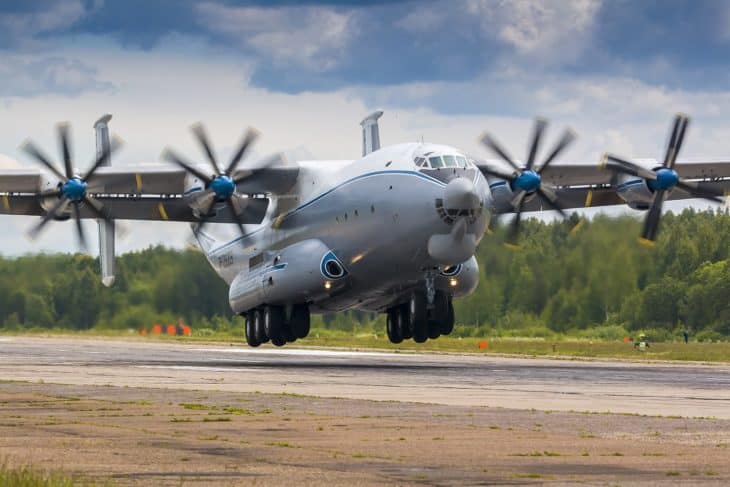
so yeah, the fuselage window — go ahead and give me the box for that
[429,156,444,168]
[455,156,468,168]
[442,155,458,167]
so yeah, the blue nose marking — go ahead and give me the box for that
[209,175,236,201]
[512,170,541,193]
[61,177,87,201]
[648,168,679,191]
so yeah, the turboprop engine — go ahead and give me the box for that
[437,255,479,297]
[228,239,348,314]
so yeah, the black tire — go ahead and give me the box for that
[427,321,440,339]
[386,308,403,344]
[431,290,449,324]
[253,308,268,343]
[397,304,412,339]
[290,304,311,339]
[440,300,455,336]
[410,292,428,343]
[271,336,286,347]
[264,305,284,342]
[245,312,261,347]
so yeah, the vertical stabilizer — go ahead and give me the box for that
[360,110,384,156]
[94,114,115,287]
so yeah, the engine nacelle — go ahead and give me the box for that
[38,174,70,220]
[228,239,348,314]
[436,255,479,298]
[615,172,655,210]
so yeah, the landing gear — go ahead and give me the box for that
[244,304,311,347]
[385,290,454,344]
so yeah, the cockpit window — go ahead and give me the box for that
[442,155,458,167]
[456,156,468,168]
[429,156,444,168]
[414,156,427,167]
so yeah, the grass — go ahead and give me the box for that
[0,464,93,487]
[6,328,730,362]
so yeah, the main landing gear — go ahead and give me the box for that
[245,303,310,347]
[385,290,454,344]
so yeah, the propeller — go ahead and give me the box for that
[601,114,725,245]
[479,118,576,246]
[20,122,122,250]
[161,123,280,237]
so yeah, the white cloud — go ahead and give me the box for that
[395,7,445,33]
[0,1,88,48]
[466,0,602,63]
[195,3,357,72]
[0,55,115,97]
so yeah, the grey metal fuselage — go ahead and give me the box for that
[202,142,491,314]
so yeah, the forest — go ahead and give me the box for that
[0,209,728,342]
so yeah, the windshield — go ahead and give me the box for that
[416,153,473,169]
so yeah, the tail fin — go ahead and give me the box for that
[360,110,384,156]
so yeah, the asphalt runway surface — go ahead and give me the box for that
[1,336,729,419]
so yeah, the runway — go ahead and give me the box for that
[2,336,729,418]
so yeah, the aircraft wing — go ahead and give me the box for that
[0,163,299,223]
[477,158,730,211]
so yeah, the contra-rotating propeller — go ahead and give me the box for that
[601,114,725,244]
[20,123,122,249]
[479,118,576,245]
[161,123,280,237]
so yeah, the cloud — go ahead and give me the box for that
[0,154,21,169]
[195,3,358,72]
[467,0,602,63]
[0,0,89,48]
[0,55,115,98]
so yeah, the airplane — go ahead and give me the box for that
[1,111,728,347]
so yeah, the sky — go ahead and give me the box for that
[1,0,729,255]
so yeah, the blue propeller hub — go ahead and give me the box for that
[512,170,541,193]
[209,174,235,201]
[61,177,87,201]
[648,168,679,191]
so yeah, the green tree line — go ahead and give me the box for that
[0,209,728,341]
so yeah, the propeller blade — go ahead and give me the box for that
[676,179,725,204]
[506,195,527,246]
[477,165,516,182]
[226,197,246,238]
[83,135,123,183]
[83,195,112,221]
[20,141,67,182]
[225,128,259,176]
[510,189,527,210]
[479,132,521,173]
[72,201,88,250]
[193,198,217,236]
[538,128,576,173]
[40,189,62,198]
[640,189,668,243]
[57,122,73,179]
[602,154,658,180]
[232,152,285,184]
[662,114,682,169]
[667,115,689,170]
[162,148,212,184]
[28,196,68,240]
[191,123,222,175]
[537,185,567,217]
[525,118,547,171]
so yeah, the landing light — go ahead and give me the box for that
[449,278,458,287]
[324,281,332,290]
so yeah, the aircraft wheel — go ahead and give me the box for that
[386,308,403,344]
[440,300,455,336]
[271,336,286,347]
[245,312,261,347]
[397,304,412,340]
[431,290,449,324]
[290,304,311,339]
[427,321,441,339]
[264,305,284,342]
[253,308,268,343]
[409,292,428,343]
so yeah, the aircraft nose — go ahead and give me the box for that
[443,177,481,212]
